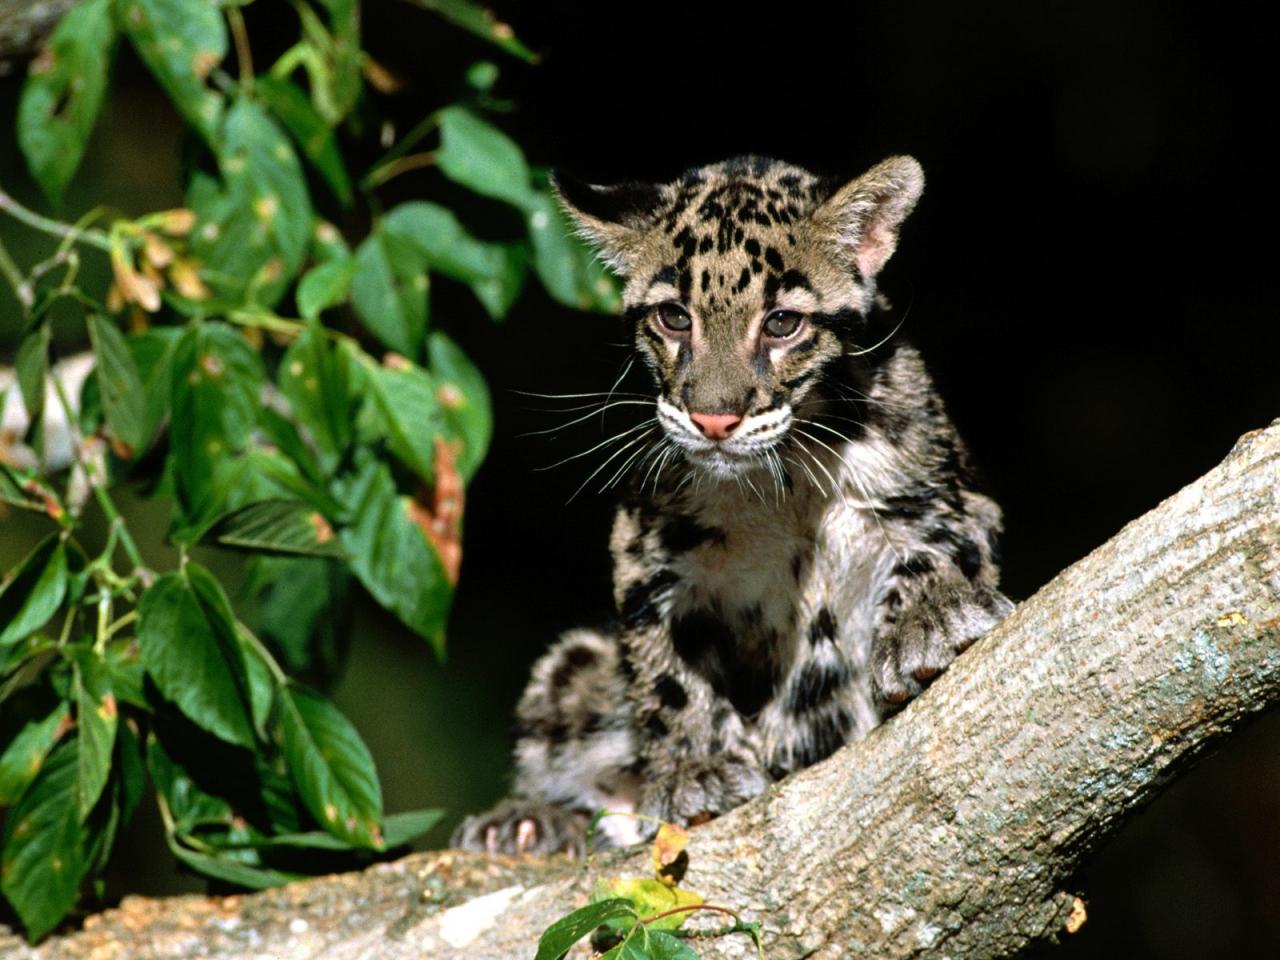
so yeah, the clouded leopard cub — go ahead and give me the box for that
[455,155,1013,855]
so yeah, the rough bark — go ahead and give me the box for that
[0,0,79,68]
[2,420,1278,959]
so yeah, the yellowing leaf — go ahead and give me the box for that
[595,877,703,932]
[651,822,689,881]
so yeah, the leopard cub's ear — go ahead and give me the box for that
[549,170,664,275]
[811,156,925,281]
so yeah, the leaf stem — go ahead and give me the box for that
[363,151,438,189]
[227,6,255,93]
[228,308,357,348]
[239,621,291,688]
[95,593,112,654]
[0,185,112,251]
[639,903,742,927]
[105,610,138,639]
[47,370,151,579]
[0,233,29,308]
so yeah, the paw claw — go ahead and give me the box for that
[642,754,769,824]
[873,586,1012,710]
[452,800,590,857]
[515,818,537,853]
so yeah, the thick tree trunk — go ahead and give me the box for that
[2,420,1278,959]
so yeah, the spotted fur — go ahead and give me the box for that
[453,156,1013,855]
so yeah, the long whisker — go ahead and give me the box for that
[602,357,636,420]
[518,400,653,437]
[567,427,658,503]
[794,417,858,446]
[785,451,825,497]
[640,438,675,492]
[602,432,661,492]
[741,470,766,505]
[845,301,910,358]
[509,389,651,401]
[790,433,839,497]
[537,418,657,471]
[653,444,681,493]
[793,424,903,563]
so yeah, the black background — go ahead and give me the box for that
[415,2,1280,956]
[1,1,1277,955]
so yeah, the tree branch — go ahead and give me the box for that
[2,420,1278,959]
[0,0,80,67]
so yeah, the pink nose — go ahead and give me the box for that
[689,411,743,440]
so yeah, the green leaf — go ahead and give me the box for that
[0,702,69,805]
[382,201,526,319]
[383,808,445,846]
[257,75,353,206]
[236,625,274,742]
[350,226,429,357]
[603,929,701,960]
[311,220,351,262]
[187,101,314,309]
[203,499,344,558]
[278,683,383,849]
[114,721,146,829]
[436,106,536,211]
[296,257,359,321]
[278,319,352,473]
[168,322,264,526]
[166,832,302,889]
[527,188,623,313]
[16,0,116,205]
[242,446,348,519]
[336,458,452,651]
[355,352,444,483]
[406,0,538,63]
[120,0,226,146]
[299,0,362,125]
[137,568,255,748]
[428,332,491,482]
[216,809,443,852]
[101,636,147,709]
[73,661,117,820]
[247,556,345,674]
[82,717,142,883]
[0,534,68,647]
[534,898,638,960]
[0,465,43,513]
[0,742,87,941]
[87,315,146,455]
[129,326,180,456]
[14,323,50,426]
[147,734,233,832]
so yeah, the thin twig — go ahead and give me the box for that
[364,151,438,189]
[0,185,112,251]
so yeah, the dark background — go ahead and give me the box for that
[2,1,1278,956]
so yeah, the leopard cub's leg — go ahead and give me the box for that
[451,629,643,855]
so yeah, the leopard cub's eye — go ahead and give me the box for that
[763,310,804,339]
[654,302,692,333]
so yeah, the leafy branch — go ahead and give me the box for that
[0,0,617,942]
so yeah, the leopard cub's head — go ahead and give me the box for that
[553,155,923,476]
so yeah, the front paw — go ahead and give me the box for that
[872,585,1013,707]
[451,798,589,857]
[641,754,770,825]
